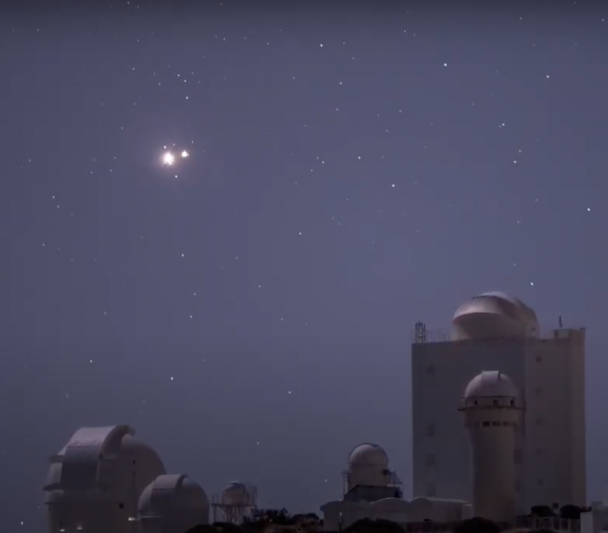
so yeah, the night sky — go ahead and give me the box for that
[2,1,608,531]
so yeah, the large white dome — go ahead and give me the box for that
[464,371,519,399]
[451,291,539,341]
[43,425,166,533]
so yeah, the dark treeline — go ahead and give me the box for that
[184,505,598,533]
[185,511,563,533]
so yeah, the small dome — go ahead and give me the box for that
[452,292,539,341]
[221,482,253,506]
[464,371,519,399]
[348,443,389,467]
[137,474,209,525]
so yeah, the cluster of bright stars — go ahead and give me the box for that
[161,147,189,166]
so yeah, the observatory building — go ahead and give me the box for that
[460,371,523,522]
[211,481,258,524]
[321,443,468,529]
[321,442,407,529]
[411,292,586,514]
[43,425,210,533]
[138,474,210,533]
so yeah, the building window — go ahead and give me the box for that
[536,387,542,394]
[427,483,436,496]
[536,417,543,425]
[426,363,435,375]
[536,355,542,362]
[536,448,543,455]
[514,450,522,465]
[426,423,435,437]
[492,399,499,406]
[538,478,544,486]
[426,453,436,467]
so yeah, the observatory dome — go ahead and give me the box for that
[221,482,253,506]
[43,425,166,533]
[348,443,389,467]
[451,291,539,341]
[464,371,519,399]
[138,474,210,532]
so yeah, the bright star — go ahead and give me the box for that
[162,152,175,166]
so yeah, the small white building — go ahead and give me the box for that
[321,443,470,530]
[211,481,258,524]
[43,425,166,533]
[138,474,210,533]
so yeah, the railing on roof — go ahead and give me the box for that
[410,325,586,344]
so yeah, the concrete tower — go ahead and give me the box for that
[460,371,523,523]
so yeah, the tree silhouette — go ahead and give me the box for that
[530,505,554,518]
[453,517,500,533]
[560,504,582,520]
[243,508,294,532]
[185,526,222,533]
[345,518,404,533]
[213,522,246,533]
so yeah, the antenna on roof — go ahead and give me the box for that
[558,315,563,328]
[414,322,427,343]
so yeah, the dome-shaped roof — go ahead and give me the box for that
[44,426,165,500]
[464,371,519,399]
[43,426,167,533]
[221,482,253,506]
[348,443,389,467]
[138,474,209,515]
[451,292,539,341]
[138,474,210,531]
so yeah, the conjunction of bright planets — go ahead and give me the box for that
[162,152,175,166]
[161,147,190,167]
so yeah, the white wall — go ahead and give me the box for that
[411,329,586,513]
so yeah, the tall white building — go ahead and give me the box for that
[460,371,523,522]
[411,292,586,514]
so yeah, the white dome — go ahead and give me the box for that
[464,371,519,399]
[221,482,253,506]
[348,443,389,467]
[138,474,209,531]
[451,292,539,341]
[43,425,166,533]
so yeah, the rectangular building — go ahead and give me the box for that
[411,328,586,513]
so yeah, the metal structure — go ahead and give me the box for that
[211,481,258,524]
[341,468,402,497]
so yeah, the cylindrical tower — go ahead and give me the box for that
[459,371,523,523]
